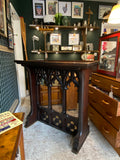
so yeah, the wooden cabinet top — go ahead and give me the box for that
[15,60,98,70]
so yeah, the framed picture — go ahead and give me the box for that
[98,5,112,19]
[33,0,45,19]
[69,33,79,45]
[6,0,10,21]
[7,23,14,49]
[52,45,59,51]
[59,2,71,16]
[98,33,119,77]
[72,2,84,19]
[50,33,61,45]
[46,0,58,15]
[0,0,7,37]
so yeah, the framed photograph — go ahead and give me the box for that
[98,5,112,19]
[59,2,71,16]
[69,33,79,45]
[98,33,119,77]
[72,2,84,19]
[6,0,10,21]
[7,23,14,49]
[33,0,45,19]
[0,0,7,37]
[46,0,58,15]
[50,33,61,45]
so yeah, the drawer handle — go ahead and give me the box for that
[94,79,100,83]
[106,112,112,119]
[89,90,93,94]
[103,127,110,134]
[102,100,109,105]
[112,86,119,90]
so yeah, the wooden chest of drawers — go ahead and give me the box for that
[88,73,120,156]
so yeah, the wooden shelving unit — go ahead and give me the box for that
[33,50,99,54]
[29,24,99,57]
[29,24,99,30]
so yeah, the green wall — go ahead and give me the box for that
[0,33,19,113]
[10,0,114,60]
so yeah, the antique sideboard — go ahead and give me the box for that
[15,60,98,153]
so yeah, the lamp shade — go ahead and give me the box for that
[108,1,120,24]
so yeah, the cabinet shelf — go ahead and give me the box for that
[29,24,99,31]
[32,50,99,54]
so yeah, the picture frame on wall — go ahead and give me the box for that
[7,23,14,49]
[72,2,84,19]
[98,5,112,19]
[33,0,45,19]
[69,33,79,45]
[6,0,11,21]
[46,0,58,15]
[0,0,7,37]
[59,1,71,16]
[50,33,61,45]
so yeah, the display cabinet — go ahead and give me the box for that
[98,31,120,78]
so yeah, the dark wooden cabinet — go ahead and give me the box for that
[88,72,120,156]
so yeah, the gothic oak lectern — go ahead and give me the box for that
[15,60,98,153]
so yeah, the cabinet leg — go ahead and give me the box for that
[20,127,25,160]
[72,70,90,153]
[72,126,89,154]
[25,68,38,127]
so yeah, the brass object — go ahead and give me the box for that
[85,7,93,26]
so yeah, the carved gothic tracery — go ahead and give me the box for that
[35,68,79,89]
